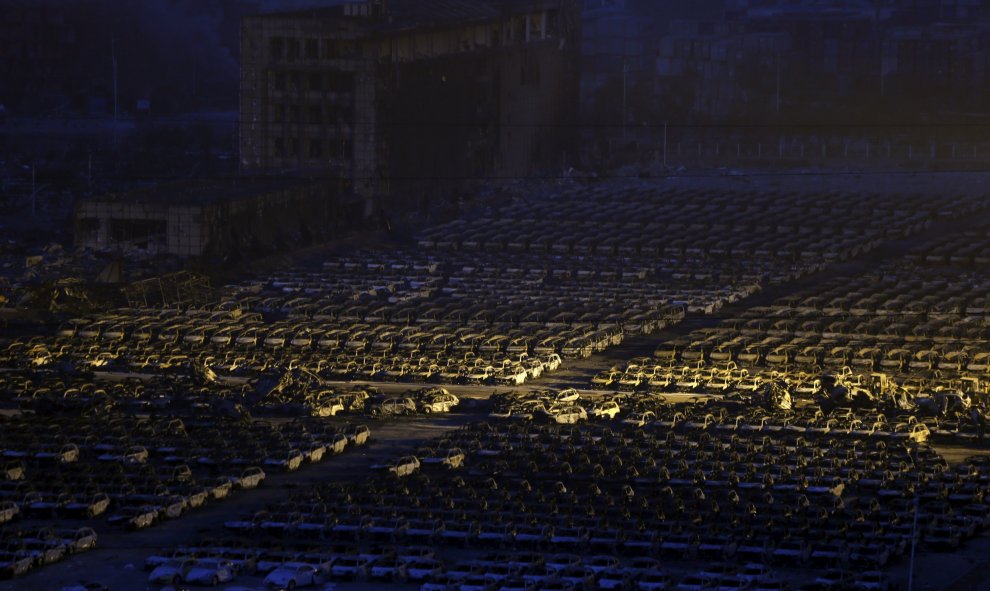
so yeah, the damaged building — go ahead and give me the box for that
[74,178,352,259]
[239,0,581,217]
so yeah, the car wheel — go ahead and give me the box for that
[172,575,182,585]
[212,575,219,586]
[423,407,432,414]
[287,580,296,591]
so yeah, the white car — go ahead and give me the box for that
[418,390,460,413]
[235,466,266,489]
[263,562,323,589]
[855,570,894,591]
[499,577,537,591]
[554,388,581,403]
[523,359,544,379]
[329,556,369,579]
[264,450,305,472]
[107,505,158,529]
[148,558,195,586]
[550,406,587,424]
[674,574,714,591]
[422,448,466,469]
[597,569,632,590]
[0,501,20,525]
[311,397,345,417]
[590,400,620,419]
[369,557,408,581]
[405,558,442,581]
[183,558,236,586]
[735,375,765,392]
[464,365,496,384]
[383,456,420,477]
[326,434,348,455]
[64,493,111,518]
[892,421,930,443]
[344,424,371,446]
[57,527,98,553]
[737,563,774,584]
[621,410,656,427]
[584,555,620,574]
[495,365,529,386]
[542,353,563,372]
[421,574,458,590]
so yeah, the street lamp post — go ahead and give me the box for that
[775,51,781,114]
[908,493,919,591]
[622,58,629,138]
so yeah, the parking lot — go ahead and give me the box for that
[5,396,990,591]
[3,176,990,590]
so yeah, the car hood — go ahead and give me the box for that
[265,570,298,583]
[149,566,180,579]
[185,567,222,579]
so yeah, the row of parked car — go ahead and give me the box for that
[594,365,987,444]
[593,354,986,401]
[0,526,98,580]
[1,244,773,391]
[593,251,990,440]
[3,183,984,590]
[140,404,985,590]
[141,541,891,591]
[417,186,970,265]
[488,389,592,424]
[17,188,937,403]
[0,356,467,428]
[905,222,990,266]
[648,260,990,368]
[0,408,371,579]
[366,387,461,417]
[489,386,936,444]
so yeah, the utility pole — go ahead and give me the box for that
[880,59,886,98]
[622,58,629,138]
[112,34,120,150]
[112,34,118,123]
[663,122,667,168]
[876,4,886,99]
[775,51,781,114]
[908,495,918,591]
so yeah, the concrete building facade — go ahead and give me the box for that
[580,0,645,120]
[239,0,581,214]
